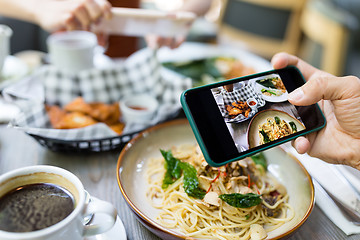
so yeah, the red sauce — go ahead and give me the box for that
[129,106,147,111]
[249,101,256,106]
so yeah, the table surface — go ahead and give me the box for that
[0,124,359,240]
[1,42,359,239]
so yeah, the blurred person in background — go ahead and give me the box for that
[0,0,112,53]
[0,0,112,32]
[0,0,196,56]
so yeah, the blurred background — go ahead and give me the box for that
[1,0,359,77]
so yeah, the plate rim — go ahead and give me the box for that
[116,118,314,240]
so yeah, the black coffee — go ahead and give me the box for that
[0,183,75,232]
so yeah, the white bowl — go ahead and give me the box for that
[117,119,314,240]
[120,94,159,124]
[246,97,258,111]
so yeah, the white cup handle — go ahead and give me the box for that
[82,197,117,237]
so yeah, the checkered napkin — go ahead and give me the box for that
[6,48,191,141]
[218,83,265,123]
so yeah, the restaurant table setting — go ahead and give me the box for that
[2,34,191,152]
[1,25,360,239]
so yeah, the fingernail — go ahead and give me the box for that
[288,88,304,102]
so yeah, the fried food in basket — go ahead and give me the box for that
[225,101,251,118]
[109,122,125,135]
[46,105,67,129]
[63,97,92,114]
[46,97,124,135]
[55,112,98,129]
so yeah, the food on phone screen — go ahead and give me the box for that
[46,97,124,134]
[256,77,286,97]
[225,101,251,118]
[258,116,297,145]
[145,144,294,239]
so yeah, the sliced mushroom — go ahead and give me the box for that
[239,186,253,194]
[250,224,267,240]
[198,175,213,190]
[203,191,220,207]
[201,160,208,168]
[230,162,238,169]
[238,159,249,168]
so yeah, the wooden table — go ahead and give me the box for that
[0,123,359,240]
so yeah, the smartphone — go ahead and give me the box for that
[92,7,196,37]
[181,66,326,167]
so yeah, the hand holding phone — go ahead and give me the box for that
[181,66,326,167]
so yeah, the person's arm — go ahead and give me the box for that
[0,0,112,32]
[272,52,360,171]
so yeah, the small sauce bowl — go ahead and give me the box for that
[120,94,159,124]
[246,97,258,111]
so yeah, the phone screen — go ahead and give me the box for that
[181,66,326,166]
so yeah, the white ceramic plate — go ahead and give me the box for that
[249,75,288,103]
[117,119,314,240]
[157,42,272,73]
[254,82,288,103]
[248,109,305,149]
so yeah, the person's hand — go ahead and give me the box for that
[145,34,186,49]
[145,11,195,49]
[34,0,112,32]
[271,52,360,170]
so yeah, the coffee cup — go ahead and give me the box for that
[47,31,97,74]
[0,165,117,240]
[0,24,12,79]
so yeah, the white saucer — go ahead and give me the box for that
[85,215,127,240]
[0,55,29,90]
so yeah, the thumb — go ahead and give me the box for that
[288,75,358,106]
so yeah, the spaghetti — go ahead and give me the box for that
[258,117,297,145]
[145,144,294,240]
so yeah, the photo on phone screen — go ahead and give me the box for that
[213,73,305,152]
[181,66,326,166]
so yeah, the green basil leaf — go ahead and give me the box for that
[179,162,206,199]
[160,150,206,199]
[289,121,297,133]
[161,149,182,189]
[251,152,267,171]
[274,116,280,125]
[260,130,270,143]
[256,78,276,89]
[219,193,262,208]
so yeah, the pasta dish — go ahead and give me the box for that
[258,116,297,145]
[145,144,294,240]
